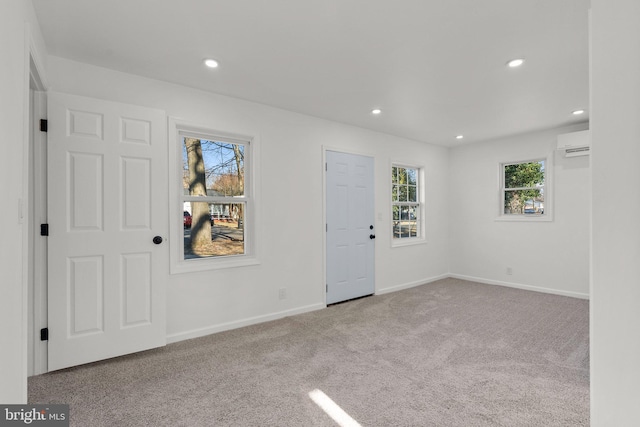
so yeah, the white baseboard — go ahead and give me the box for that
[166,303,325,344]
[167,274,452,345]
[448,273,590,300]
[375,273,450,296]
[167,273,588,345]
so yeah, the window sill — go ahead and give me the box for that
[170,255,261,275]
[391,237,427,248]
[495,214,553,222]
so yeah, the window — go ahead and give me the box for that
[392,165,422,241]
[179,131,252,263]
[501,159,546,217]
[169,120,259,273]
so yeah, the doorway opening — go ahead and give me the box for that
[28,54,48,376]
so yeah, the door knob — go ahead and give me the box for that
[153,236,163,245]
[370,234,376,239]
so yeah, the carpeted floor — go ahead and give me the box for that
[28,278,589,426]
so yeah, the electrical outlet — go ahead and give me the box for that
[278,288,287,300]
[506,267,513,275]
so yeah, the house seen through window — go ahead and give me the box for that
[501,159,545,216]
[182,137,247,259]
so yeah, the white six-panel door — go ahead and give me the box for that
[47,93,168,371]
[326,151,375,304]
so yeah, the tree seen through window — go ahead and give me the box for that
[183,138,246,258]
[503,160,545,215]
[392,165,421,239]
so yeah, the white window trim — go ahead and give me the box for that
[391,161,426,247]
[168,118,261,274]
[496,156,553,222]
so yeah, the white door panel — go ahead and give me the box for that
[326,151,375,304]
[47,92,168,371]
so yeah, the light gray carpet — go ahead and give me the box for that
[29,278,589,426]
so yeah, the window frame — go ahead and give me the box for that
[497,157,553,222]
[169,119,260,274]
[391,162,426,247]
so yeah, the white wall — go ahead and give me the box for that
[449,124,590,298]
[591,0,640,424]
[45,56,450,342]
[0,0,47,403]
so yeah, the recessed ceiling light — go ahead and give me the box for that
[456,135,464,140]
[572,109,585,115]
[507,58,525,68]
[204,59,219,68]
[371,109,382,115]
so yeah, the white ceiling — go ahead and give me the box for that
[32,0,590,146]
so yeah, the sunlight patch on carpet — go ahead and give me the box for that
[308,389,362,427]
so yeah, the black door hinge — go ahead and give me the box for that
[40,119,48,132]
[40,328,48,341]
[40,224,49,236]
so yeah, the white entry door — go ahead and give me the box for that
[326,150,375,304]
[47,92,168,371]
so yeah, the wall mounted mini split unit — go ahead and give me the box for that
[557,129,590,157]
